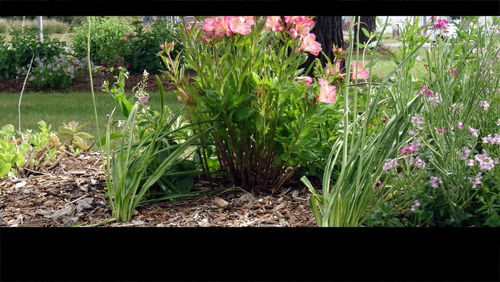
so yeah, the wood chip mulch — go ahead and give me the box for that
[0,152,317,227]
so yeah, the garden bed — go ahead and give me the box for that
[0,151,316,227]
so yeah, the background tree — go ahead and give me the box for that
[354,16,377,45]
[302,16,344,76]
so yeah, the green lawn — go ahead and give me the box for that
[0,91,173,139]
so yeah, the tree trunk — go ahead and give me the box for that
[354,16,376,45]
[302,16,344,76]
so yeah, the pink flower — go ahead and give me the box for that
[227,16,253,36]
[316,78,337,104]
[138,96,149,104]
[177,96,182,101]
[304,76,313,86]
[296,76,313,86]
[289,28,299,38]
[350,61,370,80]
[437,128,447,133]
[265,16,284,32]
[458,122,463,130]
[297,33,322,56]
[199,35,210,43]
[122,36,128,40]
[178,88,188,99]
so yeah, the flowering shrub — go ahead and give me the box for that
[0,30,67,79]
[16,54,90,90]
[378,17,500,226]
[159,16,347,191]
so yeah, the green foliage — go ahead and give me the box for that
[366,202,404,227]
[0,121,63,179]
[58,120,94,155]
[0,125,29,178]
[0,30,67,79]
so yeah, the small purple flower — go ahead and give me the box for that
[409,156,426,169]
[469,173,482,189]
[430,176,443,188]
[460,147,470,160]
[467,159,475,167]
[474,150,496,171]
[410,199,421,211]
[437,128,447,133]
[469,126,479,138]
[411,114,425,130]
[428,93,441,105]
[138,96,150,104]
[383,158,398,171]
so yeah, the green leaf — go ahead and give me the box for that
[0,163,11,178]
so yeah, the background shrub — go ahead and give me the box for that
[70,16,134,66]
[0,30,67,79]
[123,19,183,74]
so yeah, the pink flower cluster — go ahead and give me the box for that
[266,16,322,56]
[472,150,498,171]
[418,84,434,96]
[437,128,447,133]
[400,144,416,155]
[434,19,449,29]
[482,133,500,145]
[201,16,255,41]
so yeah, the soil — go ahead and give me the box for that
[0,151,317,227]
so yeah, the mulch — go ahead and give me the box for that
[0,151,317,227]
[0,68,319,228]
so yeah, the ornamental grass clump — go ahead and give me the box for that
[391,17,500,226]
[160,16,347,192]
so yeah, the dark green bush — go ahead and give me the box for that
[123,19,183,74]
